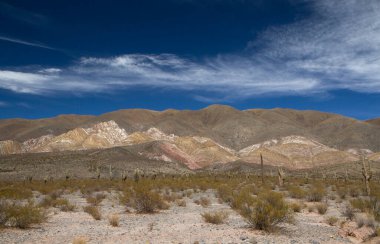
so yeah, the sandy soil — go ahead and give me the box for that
[0,190,366,244]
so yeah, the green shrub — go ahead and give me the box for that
[201,211,229,224]
[238,191,293,231]
[0,200,47,228]
[83,205,101,220]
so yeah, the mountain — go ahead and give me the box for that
[0,105,379,172]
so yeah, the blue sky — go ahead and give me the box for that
[0,0,380,120]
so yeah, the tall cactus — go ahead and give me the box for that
[121,170,127,182]
[260,153,264,185]
[278,168,285,187]
[109,165,114,180]
[134,168,141,183]
[96,166,101,180]
[361,156,372,196]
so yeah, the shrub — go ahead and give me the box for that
[0,200,47,228]
[131,186,167,213]
[40,197,75,211]
[0,187,33,200]
[316,203,328,215]
[201,211,229,224]
[376,227,380,237]
[290,202,301,213]
[108,214,120,227]
[86,193,106,206]
[326,216,338,226]
[343,205,355,220]
[199,197,211,208]
[307,205,314,213]
[337,187,347,199]
[288,186,306,199]
[72,236,87,244]
[238,191,293,231]
[83,206,101,220]
[307,185,325,202]
[176,199,186,207]
[350,198,372,213]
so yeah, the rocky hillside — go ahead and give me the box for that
[0,118,374,170]
[1,105,379,152]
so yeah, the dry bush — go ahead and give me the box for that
[287,186,306,199]
[201,211,229,224]
[350,198,372,213]
[176,199,187,207]
[83,205,101,220]
[307,185,326,202]
[349,187,361,198]
[40,197,75,211]
[0,200,47,229]
[316,203,328,215]
[108,214,120,227]
[336,187,347,199]
[131,185,168,213]
[72,236,87,244]
[290,202,301,213]
[238,191,293,231]
[86,193,106,206]
[343,205,355,220]
[217,184,233,204]
[307,205,314,213]
[376,227,380,237]
[0,187,33,200]
[199,197,211,208]
[326,216,338,226]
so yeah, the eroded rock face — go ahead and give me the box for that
[0,120,374,170]
[0,140,21,154]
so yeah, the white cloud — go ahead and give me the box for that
[0,0,380,100]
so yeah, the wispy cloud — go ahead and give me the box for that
[0,0,379,101]
[0,36,57,50]
[0,2,48,27]
[0,101,9,107]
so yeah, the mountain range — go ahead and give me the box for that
[1,105,379,172]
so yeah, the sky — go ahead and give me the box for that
[0,0,380,120]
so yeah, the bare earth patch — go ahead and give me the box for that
[0,190,354,244]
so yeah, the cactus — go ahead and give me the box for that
[361,156,372,196]
[304,172,309,183]
[134,168,141,183]
[260,153,264,185]
[121,170,127,182]
[44,176,48,185]
[96,166,101,180]
[278,168,285,187]
[344,169,349,183]
[322,172,326,181]
[109,165,114,180]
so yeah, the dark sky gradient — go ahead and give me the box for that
[0,0,379,120]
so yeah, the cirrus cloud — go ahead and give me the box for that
[0,0,379,101]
